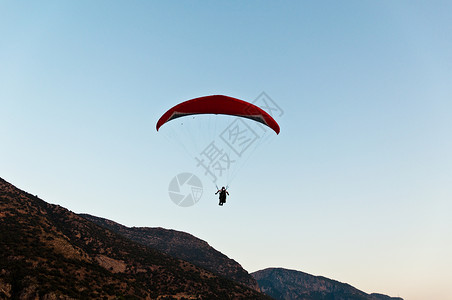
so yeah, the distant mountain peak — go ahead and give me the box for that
[252,267,403,300]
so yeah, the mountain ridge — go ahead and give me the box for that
[0,176,402,299]
[0,177,268,299]
[79,213,260,291]
[252,267,403,300]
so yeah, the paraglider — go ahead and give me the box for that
[215,186,229,206]
[156,95,280,206]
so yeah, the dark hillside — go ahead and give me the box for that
[252,268,402,300]
[0,177,269,299]
[80,213,259,291]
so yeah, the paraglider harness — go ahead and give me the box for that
[215,185,229,206]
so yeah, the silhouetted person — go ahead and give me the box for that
[215,186,229,206]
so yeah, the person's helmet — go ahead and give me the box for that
[222,186,225,190]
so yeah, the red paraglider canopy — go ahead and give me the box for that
[156,95,280,134]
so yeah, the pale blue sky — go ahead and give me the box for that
[1,2,451,299]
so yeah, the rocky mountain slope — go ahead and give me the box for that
[252,268,403,300]
[0,176,403,300]
[0,177,269,299]
[80,213,259,291]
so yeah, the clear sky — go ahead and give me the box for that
[1,1,451,299]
